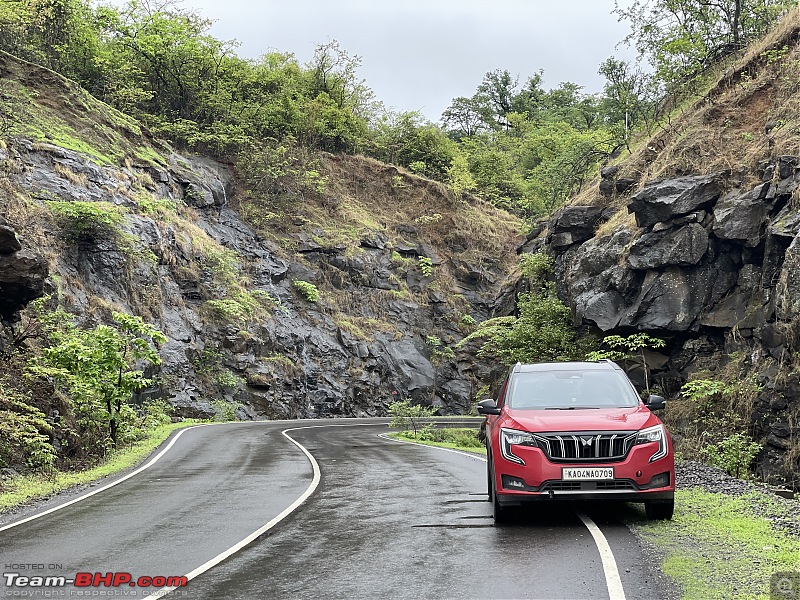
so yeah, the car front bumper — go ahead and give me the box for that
[493,442,675,505]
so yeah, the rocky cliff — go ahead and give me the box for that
[0,51,521,422]
[540,15,800,485]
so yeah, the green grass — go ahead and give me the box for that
[632,488,800,599]
[0,421,199,513]
[389,428,486,455]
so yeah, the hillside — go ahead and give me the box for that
[0,49,521,455]
[539,8,800,487]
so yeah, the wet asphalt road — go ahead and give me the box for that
[0,419,670,600]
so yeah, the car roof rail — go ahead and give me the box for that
[596,358,621,369]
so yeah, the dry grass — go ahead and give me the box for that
[595,207,638,239]
[573,6,800,227]
[54,162,89,186]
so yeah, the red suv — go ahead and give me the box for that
[479,360,675,523]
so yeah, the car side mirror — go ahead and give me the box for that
[477,398,501,416]
[646,395,666,411]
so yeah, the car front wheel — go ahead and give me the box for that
[645,499,674,520]
[488,459,513,524]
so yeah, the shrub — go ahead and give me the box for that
[388,400,435,437]
[418,256,433,278]
[460,314,476,327]
[702,433,762,479]
[46,200,124,243]
[0,380,55,471]
[293,280,320,302]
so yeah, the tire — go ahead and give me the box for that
[493,487,512,524]
[486,454,493,502]
[488,455,513,523]
[645,499,674,520]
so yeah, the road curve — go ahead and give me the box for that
[0,419,672,599]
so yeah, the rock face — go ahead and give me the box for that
[627,174,722,228]
[0,138,517,421]
[548,158,800,485]
[0,217,47,319]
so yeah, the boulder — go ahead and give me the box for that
[712,188,766,246]
[0,249,48,318]
[627,174,722,228]
[548,206,608,248]
[621,261,736,331]
[769,203,800,240]
[628,222,708,270]
[0,225,22,254]
[599,178,637,195]
[776,232,800,320]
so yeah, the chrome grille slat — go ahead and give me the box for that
[533,431,637,463]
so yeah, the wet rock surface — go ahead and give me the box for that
[549,157,800,485]
[0,138,516,421]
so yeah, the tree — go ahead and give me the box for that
[29,310,166,453]
[615,0,795,84]
[457,253,587,364]
[586,333,666,394]
[388,400,436,438]
[441,95,491,138]
[477,69,519,129]
[599,57,661,147]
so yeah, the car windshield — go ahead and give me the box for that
[507,370,640,409]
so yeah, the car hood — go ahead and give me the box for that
[505,405,657,433]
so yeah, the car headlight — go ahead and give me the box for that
[500,428,537,465]
[635,424,668,463]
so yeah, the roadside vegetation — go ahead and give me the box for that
[387,400,484,453]
[631,482,800,599]
[0,420,198,512]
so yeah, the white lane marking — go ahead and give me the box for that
[0,420,387,532]
[150,422,386,598]
[0,425,202,533]
[381,432,628,600]
[575,512,628,600]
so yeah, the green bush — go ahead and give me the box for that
[417,427,483,448]
[293,280,320,302]
[388,400,435,437]
[46,201,124,243]
[0,380,56,471]
[418,256,434,278]
[701,433,762,479]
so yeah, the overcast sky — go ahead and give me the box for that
[153,0,638,122]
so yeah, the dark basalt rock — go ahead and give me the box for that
[712,188,767,247]
[548,205,608,249]
[0,224,22,254]
[628,222,708,270]
[627,174,722,228]
[0,235,48,319]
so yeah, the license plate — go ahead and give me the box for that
[562,467,614,481]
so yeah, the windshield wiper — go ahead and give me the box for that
[544,406,600,410]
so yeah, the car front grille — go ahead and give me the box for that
[532,431,637,463]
